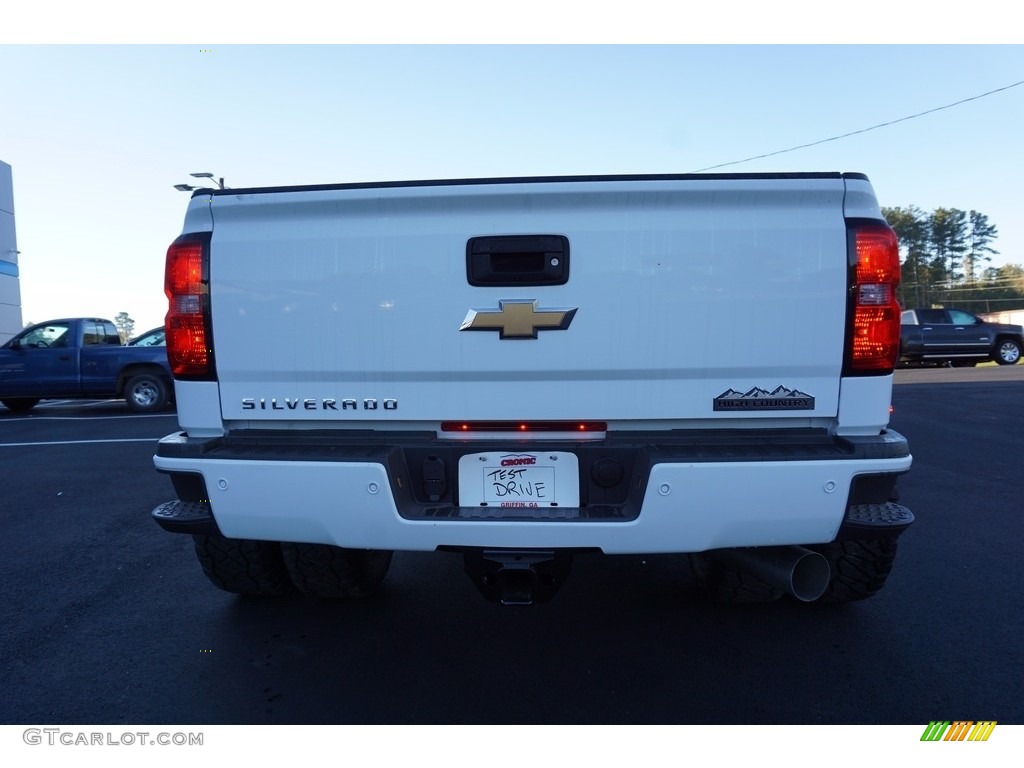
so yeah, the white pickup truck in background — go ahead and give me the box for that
[152,173,913,605]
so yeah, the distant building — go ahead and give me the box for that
[979,309,1024,327]
[0,160,22,343]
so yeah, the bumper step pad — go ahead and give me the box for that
[151,500,220,534]
[838,502,914,540]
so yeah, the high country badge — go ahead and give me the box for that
[713,385,815,412]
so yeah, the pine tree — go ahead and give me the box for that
[929,208,968,293]
[114,312,135,344]
[965,210,999,284]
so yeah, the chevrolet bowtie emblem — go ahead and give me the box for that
[459,300,578,339]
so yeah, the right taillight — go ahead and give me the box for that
[165,233,215,379]
[845,221,901,375]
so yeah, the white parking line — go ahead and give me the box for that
[16,415,178,421]
[0,438,163,448]
[36,399,117,408]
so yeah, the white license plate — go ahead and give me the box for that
[457,452,579,508]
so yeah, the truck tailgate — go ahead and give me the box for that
[206,177,850,425]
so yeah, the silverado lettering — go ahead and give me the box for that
[241,398,398,411]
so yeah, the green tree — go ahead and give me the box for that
[965,210,999,284]
[947,263,1024,313]
[114,312,135,344]
[883,205,1007,309]
[981,263,1024,297]
[929,207,969,289]
[882,205,931,307]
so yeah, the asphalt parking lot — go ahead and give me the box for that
[2,370,1022,725]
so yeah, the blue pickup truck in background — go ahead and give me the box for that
[900,308,1024,367]
[0,318,173,413]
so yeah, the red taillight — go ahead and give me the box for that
[165,234,213,378]
[848,223,901,373]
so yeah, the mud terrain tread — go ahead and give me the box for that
[192,534,294,596]
[689,554,784,603]
[809,539,898,603]
[281,543,392,598]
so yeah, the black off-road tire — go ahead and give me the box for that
[806,539,899,603]
[282,542,393,598]
[689,552,784,603]
[1,398,40,412]
[192,534,295,596]
[124,372,170,413]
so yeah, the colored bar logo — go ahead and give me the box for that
[921,721,997,741]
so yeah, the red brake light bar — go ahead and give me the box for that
[441,421,607,433]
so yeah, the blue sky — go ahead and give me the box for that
[1,43,1022,333]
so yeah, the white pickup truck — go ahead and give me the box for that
[152,173,913,605]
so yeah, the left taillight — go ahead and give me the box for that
[844,221,901,375]
[165,233,214,379]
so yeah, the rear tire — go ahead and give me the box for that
[124,373,170,412]
[192,534,294,596]
[689,552,783,603]
[994,338,1021,365]
[282,543,393,598]
[806,539,899,603]
[1,398,40,412]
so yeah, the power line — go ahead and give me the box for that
[692,80,1024,173]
